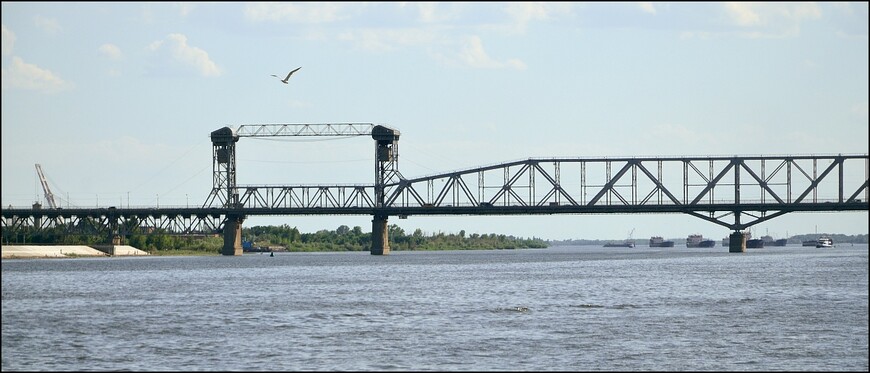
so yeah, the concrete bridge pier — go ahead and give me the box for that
[729,231,747,253]
[371,214,390,255]
[96,207,122,253]
[222,215,244,256]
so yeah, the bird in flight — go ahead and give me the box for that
[271,67,301,84]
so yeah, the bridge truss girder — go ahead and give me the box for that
[196,154,870,229]
[380,154,869,230]
[3,154,868,237]
[2,209,225,239]
[203,123,396,209]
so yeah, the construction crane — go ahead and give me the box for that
[35,164,58,209]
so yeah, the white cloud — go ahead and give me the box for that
[829,2,869,39]
[724,2,762,27]
[148,33,222,77]
[1,56,72,93]
[33,15,61,34]
[503,2,566,34]
[244,3,350,23]
[99,43,122,60]
[412,2,456,24]
[638,2,657,15]
[167,33,221,76]
[722,2,822,38]
[1,24,14,56]
[455,35,526,70]
[147,40,163,52]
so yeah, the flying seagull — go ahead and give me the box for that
[271,67,301,84]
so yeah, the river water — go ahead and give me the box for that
[2,244,868,371]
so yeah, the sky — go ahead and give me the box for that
[2,2,868,241]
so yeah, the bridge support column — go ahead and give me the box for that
[108,207,121,246]
[222,216,244,256]
[371,215,390,255]
[729,231,746,253]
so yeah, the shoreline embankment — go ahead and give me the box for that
[1,245,149,259]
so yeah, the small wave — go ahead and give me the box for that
[338,312,367,317]
[494,306,530,313]
[610,304,639,309]
[572,303,639,309]
[574,304,605,308]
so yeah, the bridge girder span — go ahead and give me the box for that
[212,155,868,231]
[4,152,868,241]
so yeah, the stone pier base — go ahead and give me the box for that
[222,217,244,256]
[371,215,390,255]
[729,231,747,253]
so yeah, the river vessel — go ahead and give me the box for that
[815,236,833,248]
[649,236,675,247]
[761,235,788,246]
[604,240,635,248]
[746,238,765,248]
[686,234,715,248]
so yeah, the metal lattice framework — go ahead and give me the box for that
[215,154,868,230]
[380,155,869,230]
[202,123,386,209]
[235,123,376,137]
[386,155,869,206]
[2,208,224,237]
[2,150,868,236]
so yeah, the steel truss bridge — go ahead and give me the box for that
[2,123,868,254]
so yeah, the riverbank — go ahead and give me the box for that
[1,245,149,259]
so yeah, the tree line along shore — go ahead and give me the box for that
[4,224,548,255]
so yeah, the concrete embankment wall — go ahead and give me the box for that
[1,245,149,259]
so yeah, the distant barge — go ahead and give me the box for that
[686,234,715,248]
[604,241,635,248]
[649,236,675,247]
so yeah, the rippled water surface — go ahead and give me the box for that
[2,245,868,371]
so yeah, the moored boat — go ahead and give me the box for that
[606,229,636,248]
[604,240,635,248]
[761,235,788,247]
[649,236,675,247]
[686,234,714,248]
[746,238,765,248]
